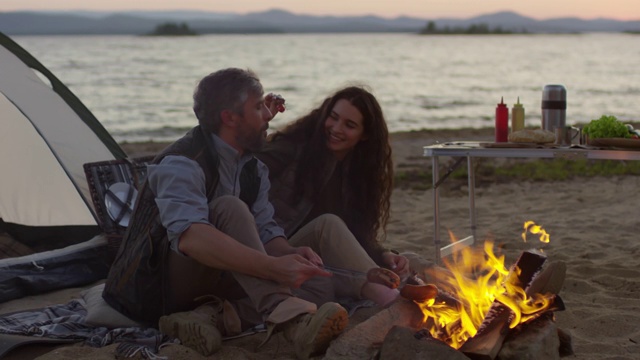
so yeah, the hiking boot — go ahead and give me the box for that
[158,297,240,356]
[283,302,349,359]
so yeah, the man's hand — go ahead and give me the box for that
[265,93,286,116]
[269,254,330,288]
[382,251,410,277]
[264,237,322,266]
[294,246,323,267]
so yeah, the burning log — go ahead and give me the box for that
[459,250,547,360]
[524,260,566,296]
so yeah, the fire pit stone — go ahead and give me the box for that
[378,326,471,359]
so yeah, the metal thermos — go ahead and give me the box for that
[541,84,566,132]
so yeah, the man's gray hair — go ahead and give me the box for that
[193,68,263,133]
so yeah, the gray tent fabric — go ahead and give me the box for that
[0,31,126,229]
[0,235,110,303]
[0,31,127,303]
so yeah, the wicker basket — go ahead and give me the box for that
[83,156,154,258]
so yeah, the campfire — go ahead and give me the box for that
[325,221,570,360]
[413,221,565,359]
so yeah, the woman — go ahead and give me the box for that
[258,86,408,306]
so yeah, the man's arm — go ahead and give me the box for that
[179,225,326,288]
[251,160,287,243]
[252,160,324,266]
[263,236,295,257]
[148,156,328,288]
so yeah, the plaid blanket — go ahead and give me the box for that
[0,299,177,359]
[0,296,374,358]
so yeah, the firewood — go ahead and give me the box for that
[525,260,566,296]
[459,250,547,360]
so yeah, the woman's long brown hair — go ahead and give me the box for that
[271,86,393,246]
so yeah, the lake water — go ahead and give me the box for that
[11,33,640,143]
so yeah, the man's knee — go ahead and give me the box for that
[209,196,262,249]
[209,195,253,224]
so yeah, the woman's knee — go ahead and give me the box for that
[294,276,336,307]
[312,214,347,230]
[308,214,358,248]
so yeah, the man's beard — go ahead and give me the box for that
[238,125,267,153]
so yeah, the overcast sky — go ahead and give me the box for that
[2,0,639,21]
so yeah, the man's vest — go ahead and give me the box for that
[102,126,260,324]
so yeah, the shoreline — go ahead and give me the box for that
[119,126,496,167]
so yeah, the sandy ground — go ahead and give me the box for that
[1,128,639,359]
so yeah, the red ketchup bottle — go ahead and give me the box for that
[495,97,509,142]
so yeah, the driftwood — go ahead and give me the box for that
[459,250,547,360]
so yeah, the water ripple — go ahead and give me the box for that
[12,33,640,143]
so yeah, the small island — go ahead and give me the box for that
[419,21,528,35]
[148,22,197,36]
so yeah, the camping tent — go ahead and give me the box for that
[0,31,128,302]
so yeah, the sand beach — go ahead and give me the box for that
[1,127,639,359]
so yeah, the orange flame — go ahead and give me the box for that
[522,220,550,243]
[418,222,553,349]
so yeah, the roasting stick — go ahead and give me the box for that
[323,265,401,289]
[323,265,368,279]
[324,266,439,303]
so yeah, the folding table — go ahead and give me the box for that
[423,141,640,263]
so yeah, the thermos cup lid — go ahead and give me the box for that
[542,84,566,109]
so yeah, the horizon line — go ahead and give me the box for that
[4,8,639,22]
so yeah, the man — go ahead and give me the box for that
[102,68,348,359]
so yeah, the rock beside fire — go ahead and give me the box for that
[557,328,574,357]
[375,317,571,360]
[497,313,561,360]
[324,299,424,359]
[378,326,471,360]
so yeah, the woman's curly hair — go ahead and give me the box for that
[272,86,393,245]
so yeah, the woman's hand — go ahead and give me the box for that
[265,93,286,116]
[382,251,410,277]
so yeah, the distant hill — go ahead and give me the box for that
[0,9,639,35]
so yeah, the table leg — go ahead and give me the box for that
[432,156,441,263]
[468,156,477,242]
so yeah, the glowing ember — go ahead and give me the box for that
[418,222,555,349]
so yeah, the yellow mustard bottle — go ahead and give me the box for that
[511,97,525,132]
